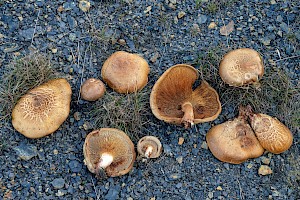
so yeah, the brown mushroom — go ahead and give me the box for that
[150,64,221,128]
[101,51,150,94]
[137,136,162,158]
[219,48,264,87]
[80,78,106,101]
[206,106,264,164]
[83,128,136,178]
[11,78,72,139]
[246,105,293,154]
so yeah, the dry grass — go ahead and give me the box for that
[195,46,300,130]
[89,87,151,142]
[0,53,57,124]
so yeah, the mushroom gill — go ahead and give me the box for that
[150,64,221,128]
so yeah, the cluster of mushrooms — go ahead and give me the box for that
[11,48,293,179]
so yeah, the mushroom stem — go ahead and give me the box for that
[181,102,194,128]
[98,153,114,169]
[144,146,153,158]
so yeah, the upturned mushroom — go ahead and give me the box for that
[83,128,136,178]
[150,64,221,128]
[206,106,264,164]
[80,78,106,101]
[11,78,72,139]
[137,136,162,158]
[246,105,293,154]
[101,51,150,94]
[219,48,264,87]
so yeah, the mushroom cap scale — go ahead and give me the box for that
[137,136,162,158]
[219,48,264,87]
[206,117,264,164]
[101,51,150,94]
[248,113,293,154]
[80,78,106,101]
[11,78,72,139]
[150,64,221,127]
[83,128,136,177]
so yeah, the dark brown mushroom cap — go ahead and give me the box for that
[101,51,150,94]
[137,136,162,158]
[83,128,136,177]
[219,48,264,87]
[80,78,106,101]
[206,117,264,164]
[150,64,221,128]
[248,112,293,154]
[11,78,72,139]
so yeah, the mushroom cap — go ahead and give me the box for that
[206,117,264,164]
[137,136,162,158]
[11,78,72,139]
[219,48,264,87]
[101,51,150,94]
[80,78,106,101]
[249,113,293,154]
[83,128,136,177]
[150,64,221,126]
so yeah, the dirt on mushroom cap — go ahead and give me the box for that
[219,48,264,87]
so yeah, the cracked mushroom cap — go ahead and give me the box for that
[246,106,293,154]
[219,48,264,87]
[101,51,150,93]
[150,64,221,128]
[83,128,136,177]
[206,108,264,164]
[80,78,106,101]
[11,78,72,139]
[137,136,162,158]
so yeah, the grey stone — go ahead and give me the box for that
[105,186,120,200]
[63,2,76,11]
[19,28,35,41]
[14,143,38,161]
[51,178,65,189]
[197,14,208,24]
[68,160,82,173]
[280,22,289,33]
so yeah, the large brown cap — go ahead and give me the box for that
[247,110,293,154]
[219,48,264,87]
[12,78,72,139]
[80,78,106,101]
[206,116,264,164]
[101,51,150,94]
[150,64,221,128]
[83,128,136,177]
[137,136,162,158]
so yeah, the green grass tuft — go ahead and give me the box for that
[0,53,57,123]
[89,87,151,142]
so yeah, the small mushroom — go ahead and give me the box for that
[150,64,221,128]
[80,78,106,101]
[101,51,150,94]
[137,136,162,158]
[206,106,264,164]
[11,78,72,138]
[83,128,136,178]
[246,105,293,154]
[219,48,264,87]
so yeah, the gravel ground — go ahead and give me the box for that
[0,0,300,199]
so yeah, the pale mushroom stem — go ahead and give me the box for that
[181,102,194,129]
[95,153,114,179]
[144,146,153,158]
[98,153,114,169]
